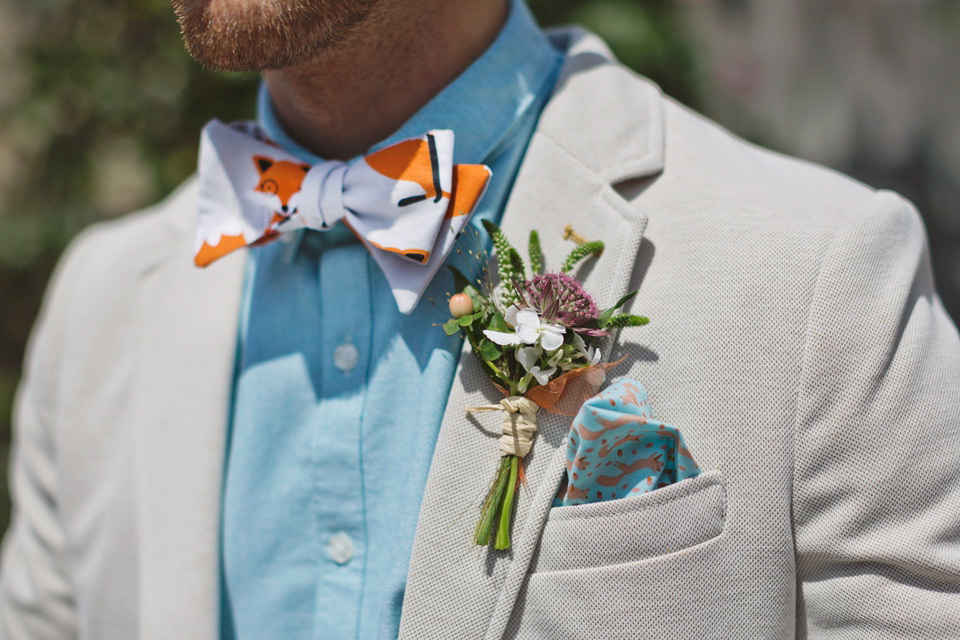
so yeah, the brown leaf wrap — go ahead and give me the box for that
[523,358,624,416]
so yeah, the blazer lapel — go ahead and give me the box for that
[133,192,247,640]
[399,28,666,640]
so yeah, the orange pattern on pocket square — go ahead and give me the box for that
[558,379,700,506]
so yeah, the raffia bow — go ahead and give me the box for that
[466,396,539,458]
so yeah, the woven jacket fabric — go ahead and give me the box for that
[2,28,959,640]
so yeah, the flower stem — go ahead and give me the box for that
[495,456,520,550]
[474,457,512,546]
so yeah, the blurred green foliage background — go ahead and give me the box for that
[1,0,958,535]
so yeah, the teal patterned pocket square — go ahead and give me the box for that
[555,379,701,506]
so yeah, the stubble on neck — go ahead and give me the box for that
[262,0,509,160]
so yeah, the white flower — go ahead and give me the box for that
[517,346,556,386]
[483,327,523,346]
[484,308,566,351]
[503,304,521,328]
[573,333,602,365]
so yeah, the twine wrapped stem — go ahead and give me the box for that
[466,396,539,457]
[466,396,540,549]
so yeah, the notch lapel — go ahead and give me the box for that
[133,192,247,640]
[399,29,666,640]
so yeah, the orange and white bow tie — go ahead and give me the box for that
[195,119,492,314]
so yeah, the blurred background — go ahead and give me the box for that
[0,0,958,531]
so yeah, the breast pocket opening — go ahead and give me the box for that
[530,469,726,573]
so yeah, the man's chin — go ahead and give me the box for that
[181,36,323,73]
[172,0,376,72]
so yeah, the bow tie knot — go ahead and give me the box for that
[294,162,349,230]
[195,119,492,313]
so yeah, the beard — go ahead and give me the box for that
[172,0,379,72]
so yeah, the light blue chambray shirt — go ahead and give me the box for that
[220,2,563,639]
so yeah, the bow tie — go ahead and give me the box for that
[195,119,492,314]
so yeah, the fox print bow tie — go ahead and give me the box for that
[195,119,492,313]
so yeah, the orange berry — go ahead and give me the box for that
[449,293,473,318]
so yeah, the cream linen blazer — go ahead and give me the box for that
[2,28,959,640]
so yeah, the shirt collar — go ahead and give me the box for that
[257,0,560,167]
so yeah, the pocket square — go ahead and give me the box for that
[555,379,701,506]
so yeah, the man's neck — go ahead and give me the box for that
[263,0,509,161]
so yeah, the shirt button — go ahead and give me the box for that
[327,532,354,565]
[333,341,359,373]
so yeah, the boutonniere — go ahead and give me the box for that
[443,221,649,550]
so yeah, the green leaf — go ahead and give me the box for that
[456,310,485,327]
[488,311,510,333]
[478,339,502,361]
[610,289,639,311]
[443,319,461,336]
[528,230,543,276]
[597,310,615,327]
[598,290,639,326]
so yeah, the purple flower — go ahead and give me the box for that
[514,273,608,336]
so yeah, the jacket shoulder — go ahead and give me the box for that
[655,93,881,232]
[25,177,200,380]
[642,89,926,311]
[68,175,198,276]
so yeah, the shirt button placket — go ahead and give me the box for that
[313,244,371,638]
[326,532,354,565]
[333,340,359,373]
